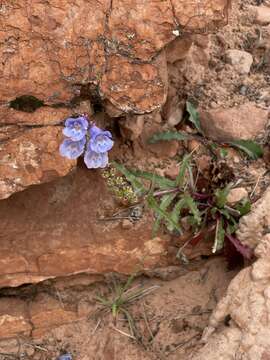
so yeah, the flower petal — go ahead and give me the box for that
[89,134,114,153]
[63,117,89,141]
[84,149,108,169]
[89,124,103,138]
[58,354,72,360]
[59,138,86,159]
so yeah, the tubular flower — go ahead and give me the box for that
[63,116,89,141]
[89,125,114,153]
[59,138,86,159]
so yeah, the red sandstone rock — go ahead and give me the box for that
[200,103,269,142]
[0,127,76,199]
[0,168,169,288]
[0,0,230,199]
[0,298,31,339]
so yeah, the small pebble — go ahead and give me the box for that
[121,219,133,230]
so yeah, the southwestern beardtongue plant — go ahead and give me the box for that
[59,115,114,169]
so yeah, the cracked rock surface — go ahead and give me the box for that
[0,0,230,199]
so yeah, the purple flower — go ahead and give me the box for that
[58,354,72,360]
[63,116,89,141]
[59,138,86,159]
[89,125,114,153]
[84,148,108,169]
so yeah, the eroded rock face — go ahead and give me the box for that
[0,126,76,199]
[0,167,170,288]
[0,0,230,199]
[191,187,270,360]
[1,0,229,107]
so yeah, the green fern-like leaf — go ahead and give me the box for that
[148,131,188,144]
[153,193,177,236]
[147,194,181,235]
[176,154,191,187]
[167,198,186,232]
[184,195,202,225]
[129,169,176,189]
[215,186,230,209]
[228,140,263,160]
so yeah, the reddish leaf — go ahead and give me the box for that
[224,237,244,270]
[225,233,253,260]
[189,231,205,246]
[190,225,215,247]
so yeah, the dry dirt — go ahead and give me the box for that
[0,258,236,360]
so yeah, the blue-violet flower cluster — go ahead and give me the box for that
[58,354,72,360]
[59,116,114,169]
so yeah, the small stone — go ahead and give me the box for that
[167,105,184,127]
[166,36,192,64]
[143,123,181,158]
[240,85,247,96]
[0,339,20,355]
[121,219,133,230]
[196,155,212,172]
[119,114,145,141]
[165,163,179,179]
[225,50,253,74]
[200,103,269,142]
[25,346,36,357]
[227,188,248,205]
[187,139,201,152]
[253,5,270,25]
[163,97,185,127]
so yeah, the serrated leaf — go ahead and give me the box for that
[148,131,188,144]
[129,169,176,189]
[212,218,225,253]
[235,198,251,216]
[153,193,177,236]
[167,198,186,232]
[186,101,202,134]
[184,195,202,225]
[228,140,263,160]
[220,148,228,158]
[176,154,191,187]
[112,161,145,195]
[218,208,232,220]
[226,220,238,235]
[215,186,230,209]
[147,194,181,234]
